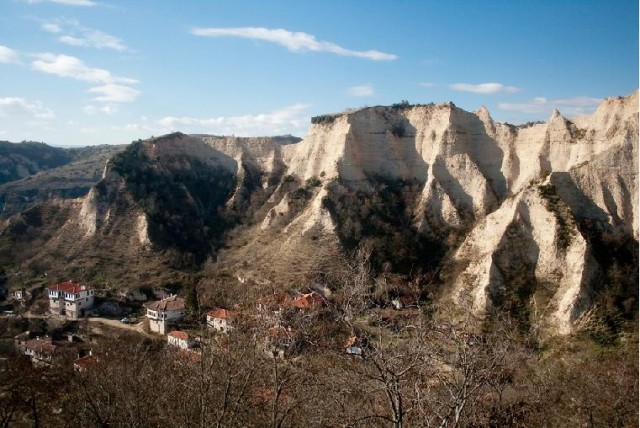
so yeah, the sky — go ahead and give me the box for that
[0,0,638,146]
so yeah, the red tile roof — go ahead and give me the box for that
[73,355,96,369]
[48,282,90,294]
[207,309,233,319]
[24,339,58,354]
[168,330,189,341]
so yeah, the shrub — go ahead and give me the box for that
[311,114,338,125]
[305,176,322,188]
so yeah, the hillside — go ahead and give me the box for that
[0,144,126,218]
[1,92,637,338]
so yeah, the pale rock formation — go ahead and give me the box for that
[70,91,637,336]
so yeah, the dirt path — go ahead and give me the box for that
[87,317,149,336]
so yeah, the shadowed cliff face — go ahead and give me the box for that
[4,92,637,336]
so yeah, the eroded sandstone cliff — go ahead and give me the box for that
[8,92,636,336]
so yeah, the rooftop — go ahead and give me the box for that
[73,355,96,370]
[168,330,190,341]
[207,309,233,319]
[48,282,90,294]
[23,338,58,354]
[146,295,185,312]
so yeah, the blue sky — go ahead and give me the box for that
[0,0,637,146]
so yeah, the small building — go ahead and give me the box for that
[145,295,185,335]
[21,338,61,367]
[48,282,94,319]
[167,330,195,350]
[73,354,96,372]
[206,309,234,333]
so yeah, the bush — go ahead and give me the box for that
[305,176,321,188]
[311,114,338,125]
[391,100,411,110]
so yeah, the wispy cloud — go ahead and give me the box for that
[347,84,374,97]
[100,105,117,115]
[27,0,98,6]
[159,103,311,136]
[42,22,62,33]
[42,19,128,51]
[32,53,139,103]
[0,45,20,64]
[191,27,397,61]
[32,53,137,84]
[0,97,55,119]
[498,96,602,116]
[449,82,520,95]
[88,84,140,103]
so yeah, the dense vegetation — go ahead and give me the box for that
[322,177,446,274]
[109,143,237,265]
[0,141,73,184]
[0,298,636,427]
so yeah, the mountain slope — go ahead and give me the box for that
[0,144,126,218]
[3,92,637,336]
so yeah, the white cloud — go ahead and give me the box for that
[59,32,126,51]
[347,84,374,97]
[83,105,96,114]
[88,84,140,103]
[42,23,62,33]
[32,53,137,84]
[0,45,20,64]
[498,96,602,116]
[100,105,117,115]
[0,97,55,119]
[449,82,520,95]
[159,103,311,136]
[191,27,397,61]
[41,20,128,51]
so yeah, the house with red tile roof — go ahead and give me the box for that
[167,330,195,350]
[145,295,185,334]
[21,338,62,367]
[206,309,235,333]
[48,282,94,319]
[73,354,97,372]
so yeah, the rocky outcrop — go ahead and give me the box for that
[13,92,636,337]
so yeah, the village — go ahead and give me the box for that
[2,279,377,372]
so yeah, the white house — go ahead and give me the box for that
[145,295,185,334]
[167,330,195,349]
[206,309,234,333]
[48,282,94,319]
